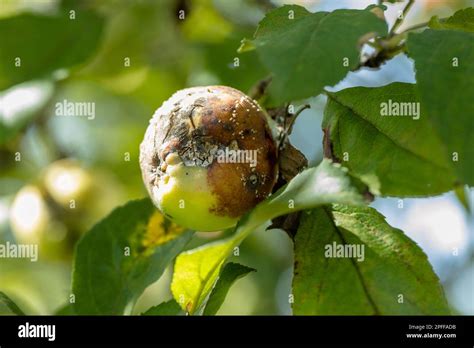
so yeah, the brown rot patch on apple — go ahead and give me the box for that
[139,85,278,229]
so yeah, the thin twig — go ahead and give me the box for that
[389,0,415,36]
[356,11,445,70]
[399,20,429,34]
[357,42,407,69]
[286,104,310,135]
[278,104,311,150]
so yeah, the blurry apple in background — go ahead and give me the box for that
[43,158,127,232]
[10,185,50,245]
[43,159,93,209]
[9,184,69,260]
[6,158,129,261]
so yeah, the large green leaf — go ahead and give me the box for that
[293,205,450,315]
[0,11,104,89]
[171,159,368,314]
[407,29,474,186]
[249,5,387,103]
[203,262,255,316]
[428,7,474,32]
[72,199,193,315]
[323,82,457,196]
[0,291,25,315]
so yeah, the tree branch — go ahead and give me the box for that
[399,20,430,34]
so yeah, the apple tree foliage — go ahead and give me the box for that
[2,4,472,316]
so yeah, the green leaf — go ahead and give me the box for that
[323,82,457,196]
[54,303,76,316]
[293,205,450,315]
[454,184,471,212]
[249,5,387,103]
[171,159,368,314]
[407,30,474,185]
[237,38,256,53]
[141,299,183,316]
[72,198,193,315]
[0,291,25,315]
[181,0,233,44]
[0,11,104,89]
[429,8,474,32]
[203,31,268,93]
[0,80,54,144]
[203,262,255,316]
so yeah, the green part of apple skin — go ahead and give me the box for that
[151,162,238,232]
